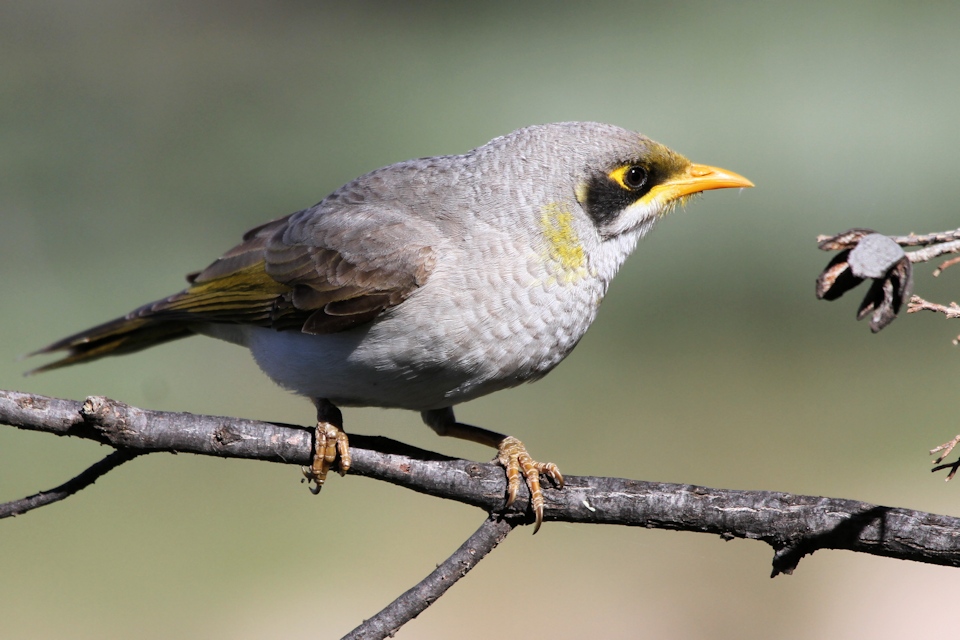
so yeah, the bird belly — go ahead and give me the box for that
[236,269,603,411]
[243,325,464,410]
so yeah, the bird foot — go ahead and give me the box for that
[497,436,564,533]
[302,421,351,494]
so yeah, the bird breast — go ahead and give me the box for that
[242,203,610,411]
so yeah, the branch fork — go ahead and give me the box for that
[4,389,960,639]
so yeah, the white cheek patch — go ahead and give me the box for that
[600,192,695,240]
[599,197,663,239]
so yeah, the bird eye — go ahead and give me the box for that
[623,166,647,190]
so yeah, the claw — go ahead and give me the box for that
[497,436,564,533]
[302,421,351,494]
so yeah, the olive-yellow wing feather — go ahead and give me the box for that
[31,199,436,373]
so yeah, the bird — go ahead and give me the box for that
[30,122,753,531]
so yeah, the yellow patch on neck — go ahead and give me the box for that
[539,202,588,284]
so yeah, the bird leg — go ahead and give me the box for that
[302,398,351,494]
[421,408,564,533]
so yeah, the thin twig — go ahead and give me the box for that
[906,240,960,264]
[0,449,140,518]
[906,295,960,318]
[892,228,960,247]
[342,516,517,640]
[932,434,960,463]
[934,255,960,276]
[931,435,960,481]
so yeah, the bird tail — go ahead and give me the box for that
[26,311,194,374]
[27,249,296,375]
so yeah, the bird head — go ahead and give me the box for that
[568,123,754,241]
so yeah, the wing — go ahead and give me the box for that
[30,198,438,371]
[185,202,438,333]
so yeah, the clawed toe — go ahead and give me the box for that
[302,421,351,494]
[497,436,564,533]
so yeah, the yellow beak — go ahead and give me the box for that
[650,163,754,202]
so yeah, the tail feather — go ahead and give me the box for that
[27,258,292,375]
[27,314,194,374]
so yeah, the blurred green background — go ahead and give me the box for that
[4,1,960,638]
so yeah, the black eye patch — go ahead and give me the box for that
[580,163,660,228]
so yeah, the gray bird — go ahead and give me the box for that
[31,122,753,531]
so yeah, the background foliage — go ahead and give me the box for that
[3,2,960,638]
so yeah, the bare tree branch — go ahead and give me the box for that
[908,295,960,320]
[816,226,960,478]
[933,255,960,276]
[4,388,960,639]
[906,239,960,264]
[0,449,140,518]
[931,434,960,480]
[342,516,517,640]
[890,227,960,247]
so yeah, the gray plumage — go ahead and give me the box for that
[31,121,752,525]
[33,122,750,411]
